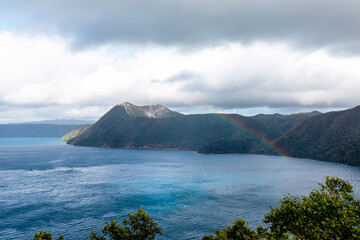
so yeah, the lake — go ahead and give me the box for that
[1,138,360,239]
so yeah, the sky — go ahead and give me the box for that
[1,0,360,123]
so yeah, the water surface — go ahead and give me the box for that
[1,138,360,239]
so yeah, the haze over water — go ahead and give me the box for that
[1,138,360,239]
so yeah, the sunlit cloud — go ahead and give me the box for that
[1,31,360,122]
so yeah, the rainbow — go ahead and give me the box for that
[213,113,290,157]
[180,103,289,157]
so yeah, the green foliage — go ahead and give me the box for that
[61,124,92,141]
[66,102,360,166]
[264,176,360,239]
[87,208,163,240]
[198,139,256,154]
[34,231,63,240]
[203,176,360,240]
[66,103,317,156]
[276,106,360,166]
[202,219,261,240]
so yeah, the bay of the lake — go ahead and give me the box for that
[1,138,360,239]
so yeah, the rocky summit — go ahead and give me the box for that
[118,102,183,118]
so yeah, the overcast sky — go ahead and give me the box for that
[1,0,360,123]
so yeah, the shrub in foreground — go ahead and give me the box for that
[34,231,63,240]
[203,176,360,239]
[87,207,162,240]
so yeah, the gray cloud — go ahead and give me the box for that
[6,0,360,54]
[164,71,196,83]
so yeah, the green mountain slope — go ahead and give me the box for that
[64,103,360,166]
[61,124,92,141]
[276,106,360,166]
[249,111,321,139]
[65,103,319,156]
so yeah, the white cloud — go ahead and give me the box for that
[1,31,360,122]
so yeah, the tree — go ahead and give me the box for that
[202,219,261,240]
[34,231,63,240]
[264,176,360,239]
[88,207,163,240]
[203,176,360,239]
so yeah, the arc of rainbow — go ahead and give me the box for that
[213,113,290,157]
[178,103,289,157]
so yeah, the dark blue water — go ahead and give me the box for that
[1,138,360,239]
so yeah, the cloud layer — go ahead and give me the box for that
[1,31,360,122]
[5,0,360,54]
[1,1,360,122]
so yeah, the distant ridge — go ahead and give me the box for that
[0,119,93,137]
[0,124,89,138]
[16,119,95,125]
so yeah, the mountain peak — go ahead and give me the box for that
[117,102,183,118]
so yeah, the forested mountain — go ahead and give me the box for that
[64,103,360,166]
[276,106,360,166]
[64,102,319,155]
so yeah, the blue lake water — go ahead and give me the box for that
[1,138,360,239]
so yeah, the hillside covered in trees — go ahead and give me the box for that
[276,106,360,166]
[63,102,360,166]
[64,102,317,155]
